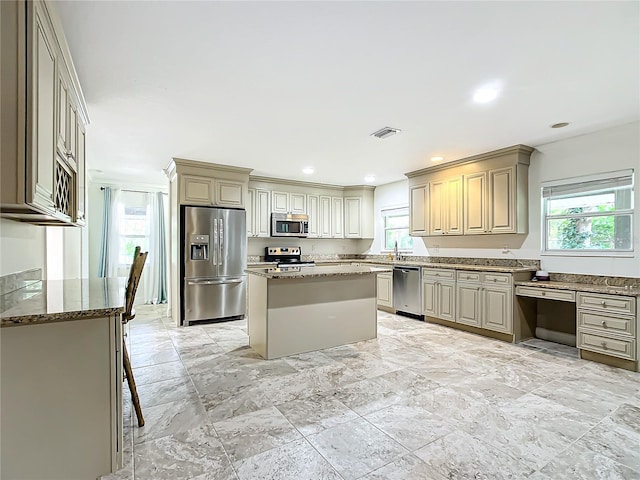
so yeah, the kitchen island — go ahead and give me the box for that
[1,277,124,480]
[246,265,392,359]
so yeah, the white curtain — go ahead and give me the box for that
[98,187,121,278]
[140,192,168,304]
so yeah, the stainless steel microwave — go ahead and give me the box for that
[271,213,309,237]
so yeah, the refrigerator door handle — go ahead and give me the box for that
[219,218,224,269]
[187,278,244,286]
[213,218,218,266]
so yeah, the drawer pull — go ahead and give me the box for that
[601,342,608,350]
[601,301,606,306]
[541,291,546,296]
[601,320,607,327]
[493,278,497,282]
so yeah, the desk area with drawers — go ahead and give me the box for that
[515,280,640,372]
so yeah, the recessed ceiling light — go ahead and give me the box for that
[431,156,444,162]
[551,122,570,128]
[473,86,499,103]
[302,167,315,174]
[364,175,375,183]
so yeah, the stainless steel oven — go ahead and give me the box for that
[271,213,309,237]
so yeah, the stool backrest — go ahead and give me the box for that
[123,246,148,323]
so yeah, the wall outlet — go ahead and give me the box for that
[502,245,510,254]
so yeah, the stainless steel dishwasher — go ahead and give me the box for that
[393,266,423,318]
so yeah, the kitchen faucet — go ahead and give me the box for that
[394,241,400,261]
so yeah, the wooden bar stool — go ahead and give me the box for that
[122,246,148,427]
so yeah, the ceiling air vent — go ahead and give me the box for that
[370,127,401,139]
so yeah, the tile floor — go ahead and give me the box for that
[105,305,640,480]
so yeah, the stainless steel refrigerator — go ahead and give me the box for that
[181,205,246,325]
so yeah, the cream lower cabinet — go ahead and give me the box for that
[456,271,513,334]
[577,292,637,362]
[376,271,393,308]
[1,315,122,479]
[423,269,456,321]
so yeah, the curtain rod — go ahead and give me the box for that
[100,187,167,195]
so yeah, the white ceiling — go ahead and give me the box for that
[54,1,639,187]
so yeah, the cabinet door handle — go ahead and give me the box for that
[601,342,608,350]
[493,278,497,282]
[601,320,607,327]
[601,301,606,306]
[541,291,546,296]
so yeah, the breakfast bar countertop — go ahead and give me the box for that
[0,277,125,327]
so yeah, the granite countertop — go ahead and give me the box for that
[1,278,125,327]
[315,259,536,274]
[515,280,640,297]
[246,265,393,279]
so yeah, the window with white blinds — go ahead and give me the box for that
[542,169,634,254]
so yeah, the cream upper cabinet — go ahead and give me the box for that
[271,191,306,214]
[342,187,374,239]
[464,172,488,234]
[271,191,289,213]
[1,0,89,225]
[246,188,255,236]
[488,166,516,234]
[429,176,462,236]
[255,189,270,237]
[319,196,332,237]
[76,121,86,225]
[331,196,344,238]
[290,193,306,214]
[30,2,58,213]
[344,197,362,238]
[181,175,214,205]
[180,176,245,208]
[409,184,428,236]
[307,194,319,238]
[405,145,533,237]
[215,179,244,207]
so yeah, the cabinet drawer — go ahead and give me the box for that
[578,311,635,337]
[457,271,481,283]
[483,272,512,285]
[423,268,455,281]
[577,293,636,315]
[578,330,636,361]
[515,286,576,303]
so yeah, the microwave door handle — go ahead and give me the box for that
[219,218,224,268]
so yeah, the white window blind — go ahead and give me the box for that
[542,170,633,198]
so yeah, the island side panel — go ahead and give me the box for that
[1,316,117,479]
[248,274,268,358]
[265,274,377,359]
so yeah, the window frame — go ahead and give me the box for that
[541,169,634,257]
[381,206,413,253]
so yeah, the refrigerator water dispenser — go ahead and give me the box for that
[190,234,209,260]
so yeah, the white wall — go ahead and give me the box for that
[371,122,640,277]
[367,179,428,256]
[0,219,46,276]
